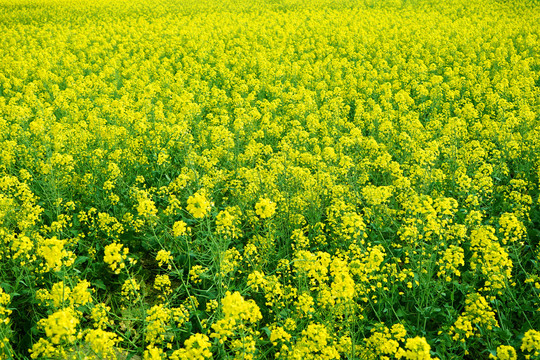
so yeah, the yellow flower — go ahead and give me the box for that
[37,236,75,273]
[449,293,498,340]
[211,291,262,343]
[91,303,112,329]
[145,304,178,345]
[436,245,465,281]
[490,345,517,360]
[172,220,189,237]
[362,185,394,206]
[521,329,540,358]
[71,280,93,307]
[36,308,79,346]
[143,344,165,360]
[170,334,212,360]
[135,189,158,220]
[289,323,340,360]
[156,249,173,269]
[103,242,129,274]
[295,293,315,318]
[121,278,141,301]
[186,191,212,219]
[269,325,292,345]
[216,206,242,238]
[190,265,206,284]
[0,287,12,325]
[84,328,119,359]
[470,226,513,294]
[395,337,434,360]
[154,274,173,299]
[255,197,276,219]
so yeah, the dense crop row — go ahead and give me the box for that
[0,0,540,359]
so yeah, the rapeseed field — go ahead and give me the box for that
[0,0,539,358]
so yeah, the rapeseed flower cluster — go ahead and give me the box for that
[170,334,212,360]
[187,191,212,219]
[521,329,540,359]
[490,345,517,360]
[449,293,499,341]
[104,242,129,274]
[255,198,277,219]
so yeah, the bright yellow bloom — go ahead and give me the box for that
[154,274,173,299]
[396,337,434,360]
[90,303,112,329]
[450,293,498,340]
[121,278,141,301]
[143,344,165,360]
[172,220,189,237]
[255,198,276,219]
[521,329,540,359]
[216,206,242,238]
[170,334,212,360]
[490,345,517,360]
[186,191,212,219]
[103,242,129,274]
[84,328,120,359]
[0,287,12,326]
[37,237,75,273]
[31,308,79,357]
[156,249,173,269]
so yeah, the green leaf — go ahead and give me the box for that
[93,279,106,290]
